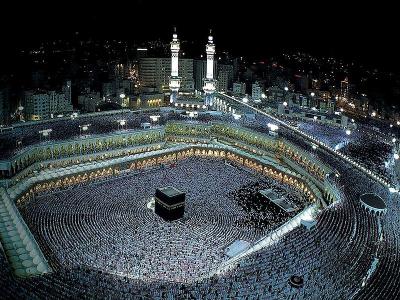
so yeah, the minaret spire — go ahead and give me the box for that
[169,27,181,103]
[203,29,217,107]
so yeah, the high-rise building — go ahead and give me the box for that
[217,64,233,92]
[24,89,73,121]
[178,59,194,92]
[78,92,101,113]
[194,60,205,91]
[102,82,116,99]
[63,80,72,104]
[217,71,229,92]
[121,79,133,94]
[232,57,241,81]
[340,77,349,101]
[243,68,254,82]
[49,91,71,115]
[138,57,159,89]
[24,91,50,120]
[139,57,193,93]
[233,82,246,95]
[252,82,263,101]
[327,97,336,113]
[294,74,309,92]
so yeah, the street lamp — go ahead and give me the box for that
[79,124,91,136]
[232,113,241,120]
[39,129,53,141]
[189,111,195,121]
[267,123,279,131]
[16,106,24,122]
[149,115,160,126]
[118,119,127,130]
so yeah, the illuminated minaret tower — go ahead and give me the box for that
[203,30,216,107]
[169,27,181,103]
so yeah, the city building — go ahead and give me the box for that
[63,80,72,105]
[217,70,229,92]
[102,82,116,99]
[23,87,73,120]
[243,68,254,82]
[252,82,263,101]
[233,82,246,95]
[131,91,164,108]
[353,95,369,113]
[266,86,283,102]
[78,92,101,112]
[319,97,336,114]
[178,59,195,92]
[340,77,349,101]
[139,57,194,94]
[294,74,309,92]
[217,64,234,92]
[121,79,134,94]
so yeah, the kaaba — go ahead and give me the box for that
[154,187,185,221]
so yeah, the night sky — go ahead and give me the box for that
[1,1,399,71]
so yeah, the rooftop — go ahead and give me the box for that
[159,186,184,197]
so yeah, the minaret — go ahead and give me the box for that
[203,29,216,107]
[169,27,181,103]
